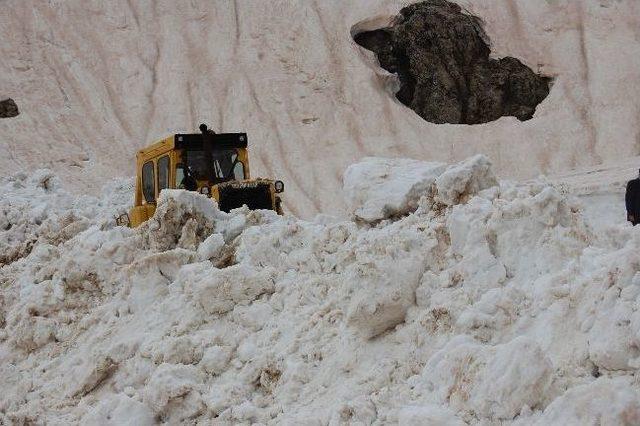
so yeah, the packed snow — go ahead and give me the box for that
[1,156,639,425]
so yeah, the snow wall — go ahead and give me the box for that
[2,0,640,217]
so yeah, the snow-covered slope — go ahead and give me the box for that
[2,0,640,217]
[1,157,639,425]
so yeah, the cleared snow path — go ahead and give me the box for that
[552,156,640,228]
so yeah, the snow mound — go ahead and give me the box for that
[533,378,640,425]
[417,336,552,419]
[434,155,498,206]
[1,156,639,424]
[344,155,496,222]
[344,157,446,222]
[0,171,132,267]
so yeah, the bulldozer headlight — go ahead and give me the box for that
[274,180,284,193]
[116,213,130,227]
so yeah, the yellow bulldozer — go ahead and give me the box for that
[117,124,284,227]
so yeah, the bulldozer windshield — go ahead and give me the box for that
[181,148,245,186]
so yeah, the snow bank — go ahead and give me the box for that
[417,336,551,419]
[0,171,131,267]
[343,157,446,222]
[1,156,639,424]
[344,154,497,222]
[532,378,640,425]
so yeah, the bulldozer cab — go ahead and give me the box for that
[119,124,283,228]
[177,128,249,189]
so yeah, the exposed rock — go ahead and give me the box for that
[354,0,551,124]
[0,98,19,118]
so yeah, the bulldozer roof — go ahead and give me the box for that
[175,132,247,150]
[136,132,248,157]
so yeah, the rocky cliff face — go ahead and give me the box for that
[354,0,551,125]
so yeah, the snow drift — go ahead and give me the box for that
[1,156,640,425]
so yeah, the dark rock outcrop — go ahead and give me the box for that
[354,0,551,125]
[0,98,19,118]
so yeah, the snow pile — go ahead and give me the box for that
[0,171,131,267]
[1,156,640,424]
[344,157,446,222]
[344,155,498,223]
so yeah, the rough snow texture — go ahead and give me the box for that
[343,157,446,222]
[2,0,640,217]
[344,154,497,222]
[2,157,640,424]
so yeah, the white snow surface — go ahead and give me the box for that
[2,156,640,425]
[2,0,640,218]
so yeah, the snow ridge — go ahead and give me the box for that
[1,157,639,425]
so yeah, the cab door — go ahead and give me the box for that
[129,159,158,227]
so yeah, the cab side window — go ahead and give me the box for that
[142,161,155,203]
[158,156,169,192]
[233,159,245,180]
[175,165,185,188]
